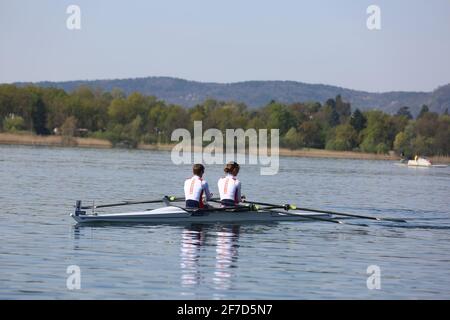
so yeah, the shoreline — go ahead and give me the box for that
[0,132,112,149]
[1,132,449,164]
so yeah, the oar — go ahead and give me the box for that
[292,207,407,223]
[244,200,407,223]
[81,196,183,209]
[209,199,365,226]
[269,210,368,227]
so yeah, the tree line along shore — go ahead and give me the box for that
[0,84,449,161]
[2,132,450,164]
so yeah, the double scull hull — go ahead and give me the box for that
[71,206,331,224]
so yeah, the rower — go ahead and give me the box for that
[218,161,241,207]
[184,164,213,209]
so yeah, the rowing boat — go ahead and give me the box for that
[70,205,331,224]
[70,196,406,226]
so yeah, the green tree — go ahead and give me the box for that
[263,102,296,135]
[335,95,351,121]
[283,127,302,149]
[108,92,149,126]
[3,115,25,132]
[325,124,358,151]
[298,121,324,148]
[396,106,413,119]
[207,103,248,131]
[32,97,50,135]
[43,88,69,131]
[350,109,367,132]
[246,114,265,131]
[61,116,77,136]
[414,112,439,137]
[325,98,336,109]
[433,115,450,155]
[328,108,339,127]
[61,116,78,146]
[360,111,392,153]
[122,115,143,147]
[111,87,126,99]
[288,103,310,124]
[393,124,414,156]
[417,105,429,119]
[323,98,340,127]
[411,135,433,155]
[67,86,110,132]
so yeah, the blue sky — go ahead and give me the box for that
[1,0,449,92]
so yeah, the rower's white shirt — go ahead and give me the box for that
[218,174,241,203]
[184,175,212,202]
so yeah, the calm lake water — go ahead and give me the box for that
[1,145,449,299]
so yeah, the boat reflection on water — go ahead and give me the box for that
[179,224,240,295]
[72,222,242,296]
[213,226,240,291]
[179,225,206,287]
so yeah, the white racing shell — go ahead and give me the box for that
[71,206,331,224]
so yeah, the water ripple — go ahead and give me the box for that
[1,145,450,299]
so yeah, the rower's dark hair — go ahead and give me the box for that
[224,161,240,174]
[193,164,205,175]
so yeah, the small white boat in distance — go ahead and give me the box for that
[396,156,448,168]
[407,157,432,167]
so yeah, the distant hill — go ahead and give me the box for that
[17,77,450,115]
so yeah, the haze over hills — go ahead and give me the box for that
[17,77,450,116]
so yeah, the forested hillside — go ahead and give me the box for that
[16,77,450,115]
[1,84,449,156]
